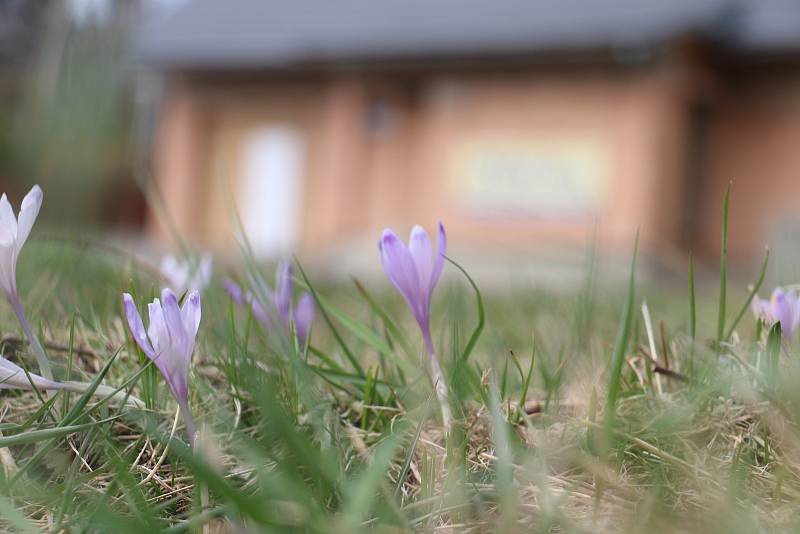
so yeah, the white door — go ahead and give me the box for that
[239,125,305,258]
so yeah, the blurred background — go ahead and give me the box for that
[2,0,800,283]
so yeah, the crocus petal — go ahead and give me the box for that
[0,242,15,296]
[146,308,186,402]
[198,254,213,289]
[380,229,423,322]
[0,356,62,390]
[147,299,168,355]
[250,296,270,326]
[274,260,293,323]
[792,294,800,334]
[15,185,42,254]
[162,288,187,351]
[181,291,202,345]
[0,194,17,243]
[0,225,13,249]
[223,279,244,306]
[408,225,434,298]
[226,279,272,326]
[771,289,793,335]
[786,290,800,336]
[123,293,155,358]
[161,255,188,293]
[164,369,189,409]
[293,292,315,342]
[751,295,767,320]
[429,221,447,294]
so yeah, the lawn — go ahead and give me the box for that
[0,191,797,533]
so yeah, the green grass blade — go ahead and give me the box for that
[62,351,119,426]
[297,274,417,377]
[445,256,484,364]
[341,430,404,524]
[725,247,769,341]
[294,260,365,377]
[0,415,122,447]
[352,277,415,361]
[489,380,514,496]
[765,322,781,388]
[313,291,410,372]
[165,437,272,524]
[689,253,696,344]
[0,496,40,534]
[603,230,639,450]
[394,402,430,497]
[717,183,731,343]
[516,336,536,422]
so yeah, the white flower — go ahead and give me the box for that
[0,185,43,297]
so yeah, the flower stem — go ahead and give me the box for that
[184,409,211,533]
[428,350,452,430]
[180,402,197,448]
[423,328,452,430]
[8,291,53,382]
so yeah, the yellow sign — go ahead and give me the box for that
[451,139,607,218]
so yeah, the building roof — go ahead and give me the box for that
[137,0,800,70]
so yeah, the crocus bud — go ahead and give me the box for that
[0,185,42,298]
[123,289,201,442]
[274,261,315,343]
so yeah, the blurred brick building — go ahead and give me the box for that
[138,0,800,265]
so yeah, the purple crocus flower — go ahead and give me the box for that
[123,288,201,442]
[223,260,314,343]
[752,287,800,337]
[379,222,451,427]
